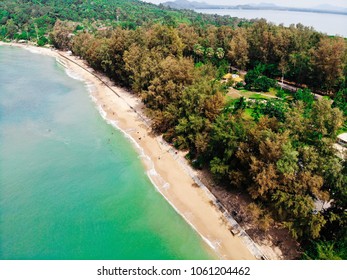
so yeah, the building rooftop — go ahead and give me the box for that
[337,133,347,143]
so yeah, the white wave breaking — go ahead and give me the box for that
[57,55,222,259]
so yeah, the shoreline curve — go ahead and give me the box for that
[0,41,265,260]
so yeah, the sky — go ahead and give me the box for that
[143,0,347,9]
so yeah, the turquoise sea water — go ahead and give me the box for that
[0,46,214,260]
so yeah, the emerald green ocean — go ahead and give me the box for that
[0,46,214,260]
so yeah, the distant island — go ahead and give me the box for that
[162,0,347,16]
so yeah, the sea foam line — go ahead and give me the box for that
[93,96,222,258]
[57,55,223,259]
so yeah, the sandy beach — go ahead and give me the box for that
[0,41,261,260]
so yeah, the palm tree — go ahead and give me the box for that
[205,47,214,59]
[193,44,205,61]
[215,47,225,59]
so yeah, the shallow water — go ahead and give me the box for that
[0,46,215,260]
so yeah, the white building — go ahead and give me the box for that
[334,133,347,159]
[337,133,347,147]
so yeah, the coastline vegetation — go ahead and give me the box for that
[1,0,346,259]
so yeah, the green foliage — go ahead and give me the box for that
[208,97,345,242]
[253,76,276,92]
[0,0,240,43]
[233,97,247,112]
[276,142,299,175]
[235,82,244,90]
[193,44,205,59]
[245,64,276,92]
[304,239,347,260]
[215,48,225,60]
[332,89,347,117]
[293,89,315,107]
[245,64,264,85]
[2,0,346,259]
[276,88,286,99]
[205,47,214,59]
[260,99,288,122]
[37,36,48,46]
[216,61,229,79]
[250,102,262,122]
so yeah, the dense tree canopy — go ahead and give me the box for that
[1,0,346,260]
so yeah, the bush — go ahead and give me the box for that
[253,76,276,92]
[245,64,276,92]
[37,36,48,46]
[293,88,314,106]
[276,88,286,99]
[235,82,244,89]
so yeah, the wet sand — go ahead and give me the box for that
[0,42,259,259]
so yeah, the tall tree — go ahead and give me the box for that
[272,28,292,84]
[227,28,249,70]
[311,37,346,92]
[177,23,199,56]
[50,19,77,49]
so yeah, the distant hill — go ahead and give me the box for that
[162,0,347,15]
[314,4,347,13]
[162,0,226,9]
[0,0,245,43]
[161,0,210,9]
[252,3,278,8]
